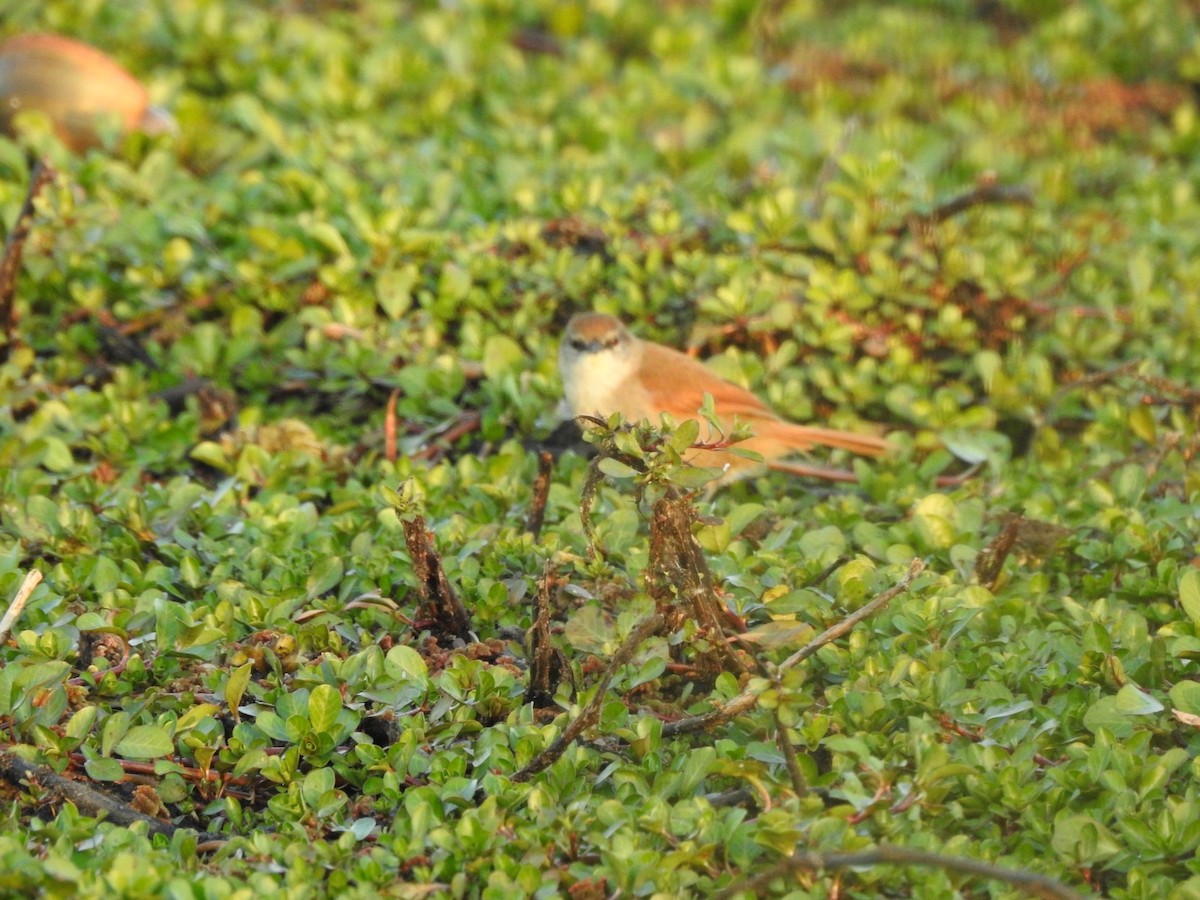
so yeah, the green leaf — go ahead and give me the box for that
[39,437,75,472]
[1180,569,1200,626]
[668,465,724,489]
[306,557,344,600]
[64,706,99,741]
[376,265,416,319]
[85,757,126,782]
[305,221,350,257]
[101,711,130,757]
[564,606,613,655]
[597,457,640,479]
[189,441,231,472]
[911,494,959,550]
[724,503,765,537]
[1114,684,1163,715]
[177,704,221,731]
[90,557,121,593]
[114,724,175,760]
[1169,680,1200,715]
[629,656,666,689]
[384,645,429,681]
[301,767,335,808]
[1081,696,1135,739]
[308,684,342,735]
[940,429,1008,467]
[226,663,253,715]
[1127,405,1157,443]
[482,334,524,379]
[798,525,847,563]
[1052,813,1122,864]
[254,711,290,743]
[667,418,700,454]
[16,661,70,689]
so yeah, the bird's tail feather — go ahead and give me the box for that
[777,423,892,457]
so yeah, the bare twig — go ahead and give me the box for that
[717,843,1084,900]
[778,558,925,672]
[661,689,760,738]
[401,515,474,643]
[0,570,43,649]
[410,410,482,461]
[805,117,860,218]
[975,516,1021,591]
[1044,361,1200,431]
[525,451,554,537]
[525,563,568,708]
[663,559,925,738]
[774,707,808,797]
[647,489,748,675]
[802,555,850,589]
[0,750,222,843]
[512,611,665,782]
[896,179,1034,236]
[384,388,401,463]
[0,160,56,355]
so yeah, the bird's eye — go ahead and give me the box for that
[570,338,587,351]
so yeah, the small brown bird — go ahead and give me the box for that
[558,312,890,482]
[0,34,175,152]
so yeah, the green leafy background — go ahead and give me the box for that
[1,0,1199,896]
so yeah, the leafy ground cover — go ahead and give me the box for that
[1,0,1199,896]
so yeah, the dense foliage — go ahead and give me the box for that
[2,0,1199,896]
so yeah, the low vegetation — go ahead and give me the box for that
[1,1,1198,896]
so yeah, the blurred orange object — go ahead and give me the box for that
[0,33,174,152]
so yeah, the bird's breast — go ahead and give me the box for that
[563,350,644,420]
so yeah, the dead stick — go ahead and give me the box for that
[0,570,43,649]
[774,706,808,797]
[513,611,664,782]
[401,514,473,642]
[662,559,925,737]
[717,843,1083,900]
[778,558,925,672]
[897,181,1034,236]
[0,160,56,349]
[525,451,554,537]
[0,750,221,843]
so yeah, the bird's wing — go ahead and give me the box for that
[639,342,776,422]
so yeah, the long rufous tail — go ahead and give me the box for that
[776,423,892,457]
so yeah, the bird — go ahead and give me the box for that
[0,34,175,153]
[558,312,890,483]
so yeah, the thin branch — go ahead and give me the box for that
[0,570,43,648]
[525,562,568,708]
[805,117,860,219]
[717,843,1084,900]
[384,388,401,463]
[512,612,664,783]
[0,160,57,356]
[662,559,925,738]
[0,750,222,843]
[401,515,474,643]
[896,180,1034,236]
[778,558,925,672]
[661,689,759,738]
[410,410,482,461]
[525,451,554,537]
[773,707,808,797]
[802,555,850,589]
